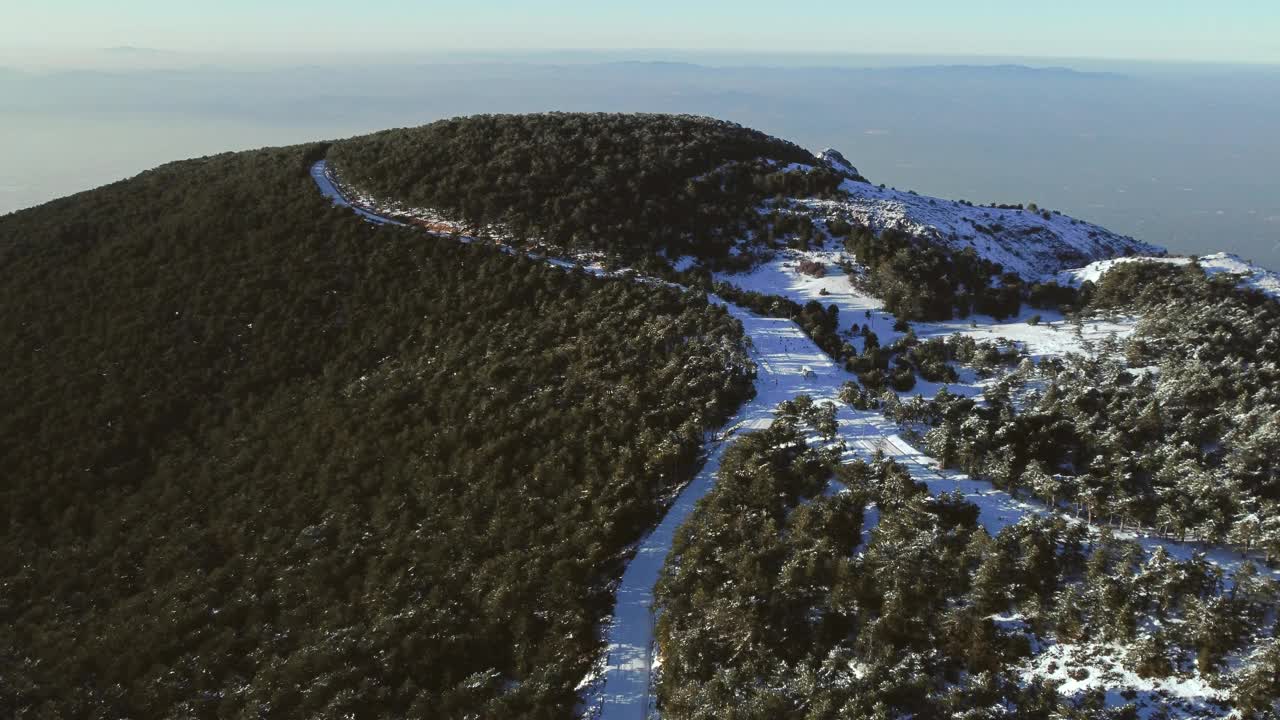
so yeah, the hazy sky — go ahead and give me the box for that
[5,0,1279,65]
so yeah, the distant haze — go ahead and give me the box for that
[2,51,1278,270]
[4,1,1279,63]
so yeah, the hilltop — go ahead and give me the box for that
[326,113,1156,283]
[0,136,753,718]
[326,113,824,261]
[3,113,1278,720]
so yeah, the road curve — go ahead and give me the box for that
[591,312,841,719]
[310,161,1276,720]
[310,160,839,717]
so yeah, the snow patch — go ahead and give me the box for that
[1058,252,1280,301]
[786,171,1163,279]
[668,254,698,273]
[718,247,1140,368]
[1022,641,1227,719]
[817,148,861,180]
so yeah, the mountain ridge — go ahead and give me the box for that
[5,112,1278,719]
[325,112,1160,283]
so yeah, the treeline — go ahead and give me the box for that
[0,142,754,718]
[907,261,1280,559]
[655,399,1280,718]
[327,113,847,261]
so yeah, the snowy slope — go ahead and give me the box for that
[588,310,841,720]
[1057,251,1280,301]
[817,148,861,179]
[793,150,1165,280]
[312,158,1274,720]
[718,248,1140,365]
[325,143,1160,284]
[1201,252,1280,299]
[1055,255,1189,285]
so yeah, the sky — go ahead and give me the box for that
[3,0,1279,65]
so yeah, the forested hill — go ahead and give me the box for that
[327,112,843,261]
[325,113,1161,321]
[0,142,754,717]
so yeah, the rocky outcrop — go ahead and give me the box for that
[818,148,861,180]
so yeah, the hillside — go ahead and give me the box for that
[0,140,754,718]
[326,112,830,262]
[4,112,1277,720]
[325,113,1158,283]
[672,226,1280,718]
[325,113,1160,324]
[796,174,1163,279]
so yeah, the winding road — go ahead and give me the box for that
[310,161,1276,720]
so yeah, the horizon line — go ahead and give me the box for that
[3,46,1279,69]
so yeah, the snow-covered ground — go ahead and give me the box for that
[718,247,1140,369]
[587,310,841,720]
[714,245,1279,575]
[1022,642,1228,719]
[790,150,1164,279]
[311,159,1274,720]
[1059,251,1280,301]
[709,243,1277,719]
[1198,253,1280,299]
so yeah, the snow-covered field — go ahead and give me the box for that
[311,159,1274,720]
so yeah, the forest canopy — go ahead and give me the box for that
[910,262,1280,561]
[0,141,754,718]
[657,400,1280,719]
[6,110,1279,720]
[326,112,843,261]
